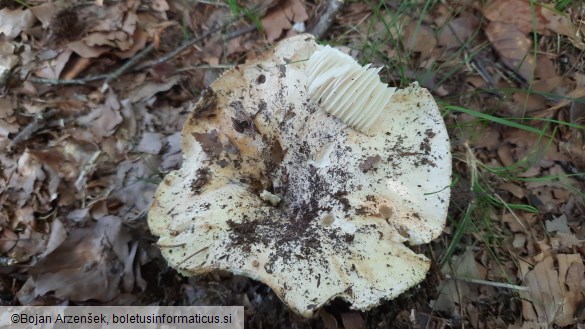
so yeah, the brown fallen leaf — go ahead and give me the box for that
[522,254,584,326]
[30,3,59,29]
[437,13,480,49]
[113,27,148,59]
[16,216,133,303]
[262,0,308,42]
[129,75,180,103]
[67,40,110,58]
[485,21,535,81]
[403,21,437,59]
[540,6,578,38]
[483,0,548,34]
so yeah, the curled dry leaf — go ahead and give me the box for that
[485,21,534,81]
[129,76,180,103]
[83,4,138,51]
[262,0,309,42]
[67,40,110,58]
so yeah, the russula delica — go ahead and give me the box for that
[148,34,451,317]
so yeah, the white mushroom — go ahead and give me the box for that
[148,34,451,317]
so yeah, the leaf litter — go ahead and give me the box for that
[1,0,584,328]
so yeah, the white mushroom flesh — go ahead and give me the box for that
[148,35,451,317]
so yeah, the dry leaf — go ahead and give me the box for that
[136,132,163,154]
[37,219,67,259]
[522,255,584,326]
[0,8,36,40]
[0,41,19,77]
[540,6,577,38]
[545,214,571,233]
[262,0,308,42]
[161,132,182,170]
[499,182,525,199]
[437,14,479,49]
[546,86,585,112]
[34,49,73,79]
[30,3,58,29]
[0,228,18,254]
[16,216,133,303]
[76,92,123,142]
[113,28,148,59]
[84,5,138,51]
[403,21,437,58]
[129,76,180,103]
[67,40,110,58]
[483,0,547,34]
[0,97,19,141]
[485,21,535,81]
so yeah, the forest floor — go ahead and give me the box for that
[1,0,584,328]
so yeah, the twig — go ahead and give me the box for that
[309,0,344,39]
[100,43,155,92]
[9,109,59,149]
[444,274,529,291]
[176,246,209,267]
[138,3,268,70]
[177,64,236,72]
[28,7,265,86]
[224,24,257,40]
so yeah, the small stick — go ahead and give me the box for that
[309,0,344,39]
[176,246,209,267]
[224,24,257,40]
[28,7,265,86]
[138,4,268,70]
[9,109,59,149]
[100,43,155,92]
[444,274,529,291]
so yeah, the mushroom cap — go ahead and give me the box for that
[148,34,451,317]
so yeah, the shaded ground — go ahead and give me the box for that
[1,0,585,328]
